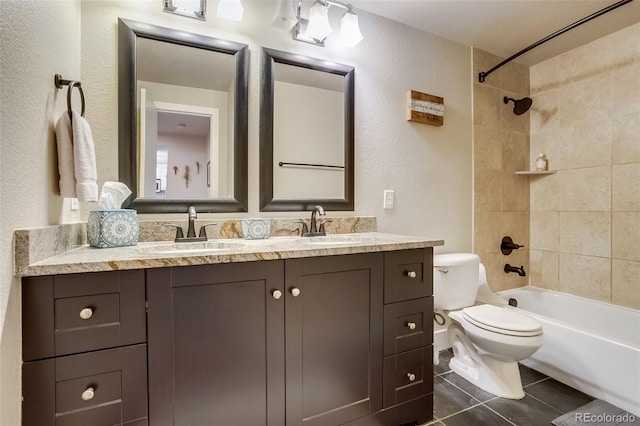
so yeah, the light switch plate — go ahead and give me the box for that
[383,190,394,209]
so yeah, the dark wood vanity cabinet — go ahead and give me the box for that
[146,253,385,426]
[22,270,148,426]
[22,248,434,426]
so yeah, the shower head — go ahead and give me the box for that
[504,96,532,116]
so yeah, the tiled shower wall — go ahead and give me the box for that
[528,23,640,310]
[473,48,531,292]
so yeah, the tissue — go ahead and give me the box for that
[98,181,132,209]
[88,182,138,248]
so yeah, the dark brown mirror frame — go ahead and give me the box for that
[118,18,248,213]
[259,47,354,212]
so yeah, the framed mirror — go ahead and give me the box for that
[259,47,354,211]
[118,18,248,213]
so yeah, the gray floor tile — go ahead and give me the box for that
[486,394,563,426]
[440,372,496,402]
[433,376,481,419]
[524,378,594,413]
[441,405,514,426]
[519,364,548,387]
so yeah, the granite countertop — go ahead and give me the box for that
[18,232,444,277]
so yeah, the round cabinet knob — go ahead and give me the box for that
[290,288,301,297]
[406,321,417,330]
[272,290,283,300]
[406,373,416,382]
[406,271,417,279]
[81,387,95,401]
[79,307,93,320]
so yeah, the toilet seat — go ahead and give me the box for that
[462,305,542,337]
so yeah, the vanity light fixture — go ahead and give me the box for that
[294,0,363,47]
[163,0,206,20]
[217,0,244,21]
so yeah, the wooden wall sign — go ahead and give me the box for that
[407,90,444,126]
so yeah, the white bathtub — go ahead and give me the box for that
[500,286,640,416]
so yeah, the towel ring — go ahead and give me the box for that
[66,81,85,120]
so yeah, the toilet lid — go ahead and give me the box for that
[462,304,542,336]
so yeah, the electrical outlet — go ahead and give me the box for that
[383,190,394,209]
[70,198,79,211]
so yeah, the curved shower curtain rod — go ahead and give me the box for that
[478,0,634,83]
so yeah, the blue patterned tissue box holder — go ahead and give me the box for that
[87,209,139,248]
[241,219,271,240]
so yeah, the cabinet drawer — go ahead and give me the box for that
[22,344,148,426]
[383,297,433,356]
[384,249,433,304]
[23,270,146,361]
[383,346,433,408]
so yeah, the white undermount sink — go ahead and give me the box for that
[300,235,374,246]
[139,241,243,255]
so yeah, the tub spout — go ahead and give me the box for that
[504,264,526,277]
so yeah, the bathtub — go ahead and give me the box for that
[500,287,640,416]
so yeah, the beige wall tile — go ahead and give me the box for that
[499,248,529,291]
[612,112,640,164]
[529,250,559,291]
[612,259,640,310]
[558,119,611,170]
[612,212,640,261]
[500,211,529,249]
[473,48,503,89]
[474,170,501,212]
[530,58,559,95]
[611,62,640,117]
[474,126,503,171]
[474,83,501,128]
[530,172,560,211]
[612,162,640,211]
[501,91,530,134]
[559,253,611,302]
[529,130,568,172]
[530,211,558,251]
[556,167,611,212]
[474,212,502,254]
[559,212,611,257]
[501,132,529,173]
[478,252,504,292]
[530,90,560,136]
[501,60,530,95]
[501,171,530,211]
[558,73,612,127]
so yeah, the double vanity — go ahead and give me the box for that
[17,222,442,426]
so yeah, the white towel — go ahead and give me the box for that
[55,113,76,197]
[71,110,98,202]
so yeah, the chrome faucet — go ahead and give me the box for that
[301,205,326,237]
[166,205,213,242]
[504,264,526,277]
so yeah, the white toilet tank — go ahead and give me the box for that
[433,253,480,310]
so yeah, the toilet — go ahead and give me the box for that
[433,253,543,399]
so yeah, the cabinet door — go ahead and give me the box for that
[147,261,285,426]
[285,253,383,426]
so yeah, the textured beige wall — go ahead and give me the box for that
[0,1,81,424]
[529,22,640,309]
[80,0,473,251]
[472,48,530,292]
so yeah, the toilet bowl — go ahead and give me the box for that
[433,253,543,399]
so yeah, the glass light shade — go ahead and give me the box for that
[339,11,363,47]
[217,0,244,21]
[304,2,332,40]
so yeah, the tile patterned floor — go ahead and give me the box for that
[425,349,597,426]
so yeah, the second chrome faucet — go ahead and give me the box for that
[301,205,327,237]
